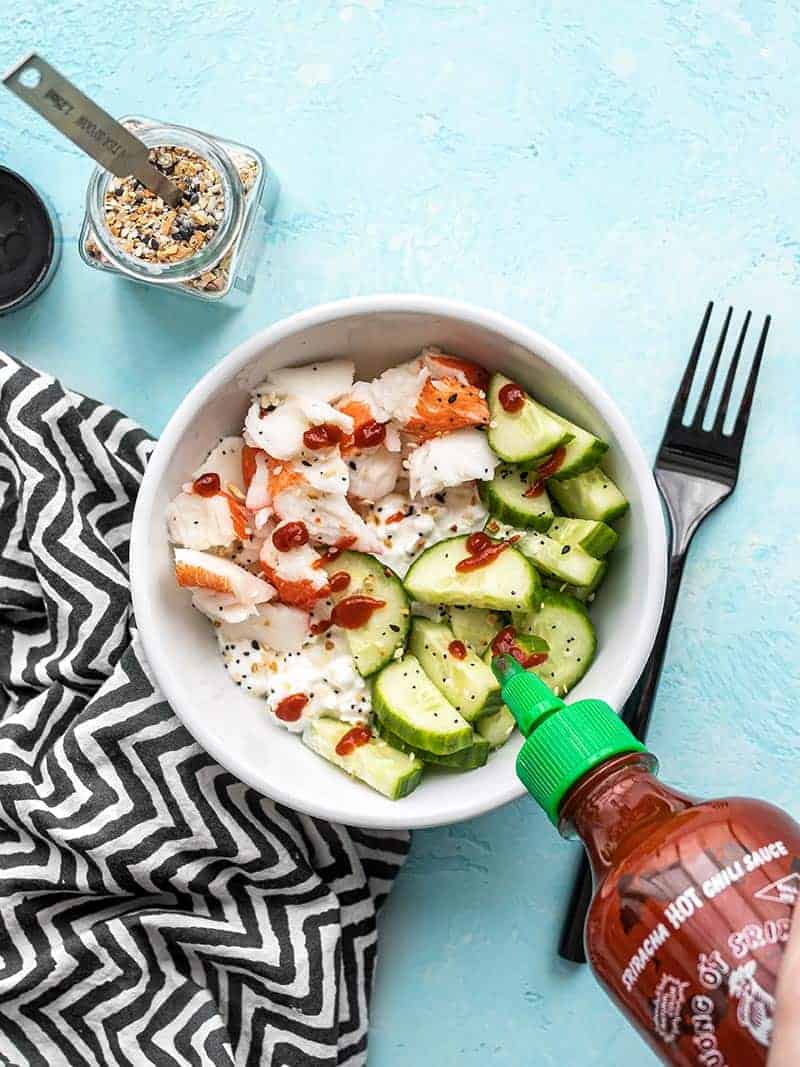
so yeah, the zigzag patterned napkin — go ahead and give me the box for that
[0,354,410,1066]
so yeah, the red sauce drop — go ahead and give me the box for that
[353,419,386,449]
[523,478,547,498]
[192,472,221,497]
[536,445,567,479]
[386,510,406,524]
[331,595,386,629]
[523,445,567,497]
[309,618,332,635]
[448,639,467,660]
[498,382,526,413]
[303,423,345,450]
[272,521,310,551]
[491,626,548,669]
[241,445,259,486]
[455,531,510,572]
[329,570,351,593]
[275,693,309,722]
[335,724,372,756]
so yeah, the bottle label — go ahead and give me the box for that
[599,830,800,1065]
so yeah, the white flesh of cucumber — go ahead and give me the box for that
[547,518,618,558]
[409,617,501,721]
[479,464,554,530]
[303,718,423,799]
[547,468,629,523]
[372,654,474,755]
[403,535,542,612]
[514,590,597,695]
[323,551,410,676]
[487,374,573,464]
[518,532,605,588]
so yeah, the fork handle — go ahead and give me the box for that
[557,545,688,963]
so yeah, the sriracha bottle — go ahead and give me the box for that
[494,656,800,1065]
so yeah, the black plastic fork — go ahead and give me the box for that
[558,302,772,964]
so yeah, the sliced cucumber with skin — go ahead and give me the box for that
[519,532,605,588]
[547,518,618,558]
[475,705,516,750]
[404,535,542,613]
[409,617,501,721]
[487,374,573,464]
[544,411,609,480]
[448,605,506,656]
[323,551,409,676]
[543,562,607,602]
[372,654,474,754]
[303,718,423,799]
[514,590,597,695]
[479,464,554,531]
[547,468,629,524]
[380,724,490,770]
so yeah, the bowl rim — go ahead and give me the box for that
[130,294,667,829]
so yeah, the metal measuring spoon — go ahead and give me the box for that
[3,53,182,208]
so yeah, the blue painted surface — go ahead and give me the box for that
[2,2,799,1062]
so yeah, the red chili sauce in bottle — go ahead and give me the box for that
[493,655,800,1065]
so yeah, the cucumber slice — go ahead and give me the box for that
[543,562,607,602]
[514,590,597,695]
[519,531,605,588]
[409,617,501,721]
[479,464,554,531]
[372,654,474,754]
[303,718,423,799]
[323,551,410,676]
[448,605,506,655]
[475,705,516,750]
[380,724,490,770]
[545,412,608,480]
[547,518,618,558]
[487,374,573,464]
[404,535,542,613]
[547,468,629,523]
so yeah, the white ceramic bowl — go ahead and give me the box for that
[131,295,667,830]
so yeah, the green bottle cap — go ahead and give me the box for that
[492,655,646,825]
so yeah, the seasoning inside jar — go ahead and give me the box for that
[103,145,225,266]
[80,117,275,304]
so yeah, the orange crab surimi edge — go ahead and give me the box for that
[260,563,330,611]
[224,494,250,540]
[405,377,489,439]
[175,562,233,594]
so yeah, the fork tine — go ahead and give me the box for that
[712,310,751,433]
[692,306,732,427]
[669,301,713,425]
[731,315,771,441]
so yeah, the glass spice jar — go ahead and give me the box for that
[79,116,278,306]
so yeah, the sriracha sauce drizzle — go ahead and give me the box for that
[491,626,548,668]
[303,423,345,450]
[456,531,510,572]
[335,724,372,756]
[329,570,351,593]
[523,445,567,497]
[192,472,221,497]
[272,521,310,551]
[353,419,386,449]
[498,382,526,412]
[275,693,309,722]
[331,595,386,629]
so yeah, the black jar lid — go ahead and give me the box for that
[0,167,59,314]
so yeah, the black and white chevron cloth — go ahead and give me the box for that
[0,353,410,1066]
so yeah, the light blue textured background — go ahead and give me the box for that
[2,2,800,1063]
